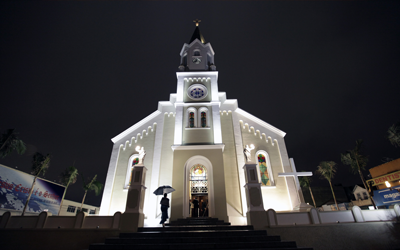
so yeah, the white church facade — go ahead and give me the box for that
[99,23,304,225]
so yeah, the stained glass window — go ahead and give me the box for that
[187,84,208,100]
[190,164,208,194]
[129,157,139,185]
[201,112,206,127]
[190,88,205,99]
[258,154,271,186]
[189,112,195,128]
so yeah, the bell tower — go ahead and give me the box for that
[179,20,216,72]
[170,21,228,222]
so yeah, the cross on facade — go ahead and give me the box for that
[278,158,312,204]
[193,19,201,26]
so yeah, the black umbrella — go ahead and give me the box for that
[153,185,175,195]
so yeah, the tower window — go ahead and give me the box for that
[193,50,201,56]
[201,112,206,127]
[198,107,209,128]
[189,112,195,128]
[186,108,197,128]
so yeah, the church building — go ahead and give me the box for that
[99,22,302,225]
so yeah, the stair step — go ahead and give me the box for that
[138,225,253,232]
[89,241,298,250]
[167,218,230,225]
[106,235,281,244]
[167,223,231,226]
[180,217,219,220]
[89,217,313,250]
[120,229,267,238]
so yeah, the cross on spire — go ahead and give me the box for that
[193,19,201,27]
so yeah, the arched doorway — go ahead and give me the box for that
[183,156,214,218]
[189,164,208,217]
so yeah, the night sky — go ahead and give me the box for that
[1,1,399,207]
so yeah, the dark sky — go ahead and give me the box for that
[1,1,399,207]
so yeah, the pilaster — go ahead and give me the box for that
[243,163,268,230]
[120,165,147,232]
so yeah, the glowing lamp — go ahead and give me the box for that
[385,181,391,188]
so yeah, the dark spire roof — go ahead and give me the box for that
[189,26,205,44]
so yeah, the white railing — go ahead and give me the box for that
[265,204,399,227]
[0,211,121,229]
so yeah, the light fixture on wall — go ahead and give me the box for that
[385,181,392,190]
[385,181,400,193]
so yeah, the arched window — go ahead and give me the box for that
[190,164,208,194]
[125,154,140,189]
[189,112,195,128]
[186,108,197,128]
[193,50,200,56]
[201,112,206,127]
[255,150,274,187]
[198,107,209,128]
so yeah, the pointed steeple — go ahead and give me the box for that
[179,20,215,72]
[189,19,205,44]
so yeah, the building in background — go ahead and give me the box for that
[350,185,372,208]
[58,199,99,216]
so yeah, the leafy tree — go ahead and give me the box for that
[21,153,50,216]
[387,122,400,148]
[299,175,317,207]
[341,139,377,209]
[80,175,103,211]
[58,165,79,215]
[341,140,369,188]
[31,152,50,176]
[316,161,338,210]
[0,129,26,158]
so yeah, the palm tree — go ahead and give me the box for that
[387,122,400,148]
[21,153,50,216]
[341,139,377,209]
[0,129,26,158]
[316,161,338,210]
[299,176,317,207]
[58,165,79,215]
[80,175,103,211]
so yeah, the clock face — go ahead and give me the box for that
[192,58,201,64]
[187,84,208,100]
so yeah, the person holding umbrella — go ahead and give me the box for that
[153,185,175,227]
[159,193,169,227]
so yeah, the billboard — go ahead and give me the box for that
[366,170,400,186]
[0,164,65,214]
[372,185,400,207]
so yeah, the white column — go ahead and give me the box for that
[232,111,248,216]
[243,163,268,230]
[211,103,222,144]
[99,143,121,215]
[147,115,165,221]
[243,163,265,212]
[120,165,147,232]
[174,104,183,145]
